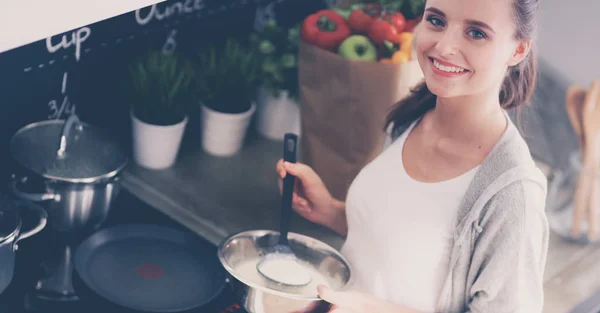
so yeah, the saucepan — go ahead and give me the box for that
[218,133,352,313]
[8,112,128,231]
[217,230,352,313]
[0,195,48,295]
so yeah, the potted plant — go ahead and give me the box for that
[195,38,261,157]
[126,51,195,169]
[251,19,302,141]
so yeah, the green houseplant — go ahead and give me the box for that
[250,19,300,100]
[250,19,303,141]
[195,38,261,114]
[127,51,195,125]
[194,38,261,156]
[126,51,195,169]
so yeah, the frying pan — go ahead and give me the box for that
[73,224,226,313]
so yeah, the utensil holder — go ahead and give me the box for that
[547,151,600,244]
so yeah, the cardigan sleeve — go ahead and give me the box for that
[465,181,549,313]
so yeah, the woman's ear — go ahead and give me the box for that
[508,40,531,67]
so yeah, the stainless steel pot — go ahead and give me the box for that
[218,230,352,313]
[9,113,128,232]
[0,196,48,294]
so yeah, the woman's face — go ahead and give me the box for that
[414,0,530,99]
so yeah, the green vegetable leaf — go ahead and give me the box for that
[280,53,296,68]
[259,40,275,54]
[408,0,425,16]
[379,0,404,12]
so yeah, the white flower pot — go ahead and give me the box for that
[256,87,301,141]
[201,102,256,157]
[131,113,188,169]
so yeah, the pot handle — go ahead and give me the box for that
[14,200,48,242]
[10,176,59,202]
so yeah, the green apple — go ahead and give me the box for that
[338,35,378,61]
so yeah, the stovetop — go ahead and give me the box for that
[0,189,245,313]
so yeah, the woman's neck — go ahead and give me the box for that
[428,92,507,142]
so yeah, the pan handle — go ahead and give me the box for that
[9,176,59,202]
[12,200,48,251]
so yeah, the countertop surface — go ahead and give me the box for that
[121,134,598,313]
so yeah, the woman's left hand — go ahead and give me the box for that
[317,285,424,313]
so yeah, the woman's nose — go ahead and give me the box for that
[435,31,460,57]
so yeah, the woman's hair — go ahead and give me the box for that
[385,0,540,134]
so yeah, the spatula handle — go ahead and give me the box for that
[280,133,298,246]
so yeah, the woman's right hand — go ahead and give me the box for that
[276,159,345,233]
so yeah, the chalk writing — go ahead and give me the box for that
[162,30,178,55]
[48,73,76,120]
[135,0,205,26]
[46,27,91,62]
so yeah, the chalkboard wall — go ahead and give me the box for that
[0,0,325,181]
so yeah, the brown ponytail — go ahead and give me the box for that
[385,0,540,137]
[384,80,435,138]
[500,47,537,110]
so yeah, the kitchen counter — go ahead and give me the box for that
[121,134,345,249]
[120,134,599,313]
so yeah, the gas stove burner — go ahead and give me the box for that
[29,290,79,303]
[23,291,81,313]
[0,190,246,313]
[33,244,77,300]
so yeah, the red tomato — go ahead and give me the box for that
[348,8,378,34]
[368,18,399,46]
[383,12,406,33]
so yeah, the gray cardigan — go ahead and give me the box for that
[388,114,549,313]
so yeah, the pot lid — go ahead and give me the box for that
[0,196,20,242]
[10,116,128,183]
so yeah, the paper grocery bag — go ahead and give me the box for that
[298,40,424,201]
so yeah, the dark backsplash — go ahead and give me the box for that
[0,0,324,181]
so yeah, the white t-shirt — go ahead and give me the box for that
[340,121,479,312]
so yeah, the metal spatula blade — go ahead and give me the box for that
[257,133,312,287]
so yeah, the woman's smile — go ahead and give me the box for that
[428,57,470,78]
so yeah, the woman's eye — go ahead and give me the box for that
[468,29,487,39]
[426,16,445,27]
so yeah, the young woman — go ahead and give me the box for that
[277,0,549,312]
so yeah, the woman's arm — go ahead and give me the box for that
[327,198,348,236]
[463,180,549,313]
[278,160,349,236]
[318,286,429,313]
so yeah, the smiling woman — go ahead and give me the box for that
[386,0,539,131]
[275,0,549,312]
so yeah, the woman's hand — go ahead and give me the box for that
[318,285,425,313]
[276,159,347,235]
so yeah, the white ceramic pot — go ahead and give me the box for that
[201,102,256,157]
[131,112,188,169]
[256,87,301,141]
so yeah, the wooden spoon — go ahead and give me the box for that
[582,80,600,241]
[566,85,587,148]
[568,85,588,238]
[572,80,600,240]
